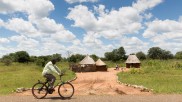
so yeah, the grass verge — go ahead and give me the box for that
[117,59,182,94]
[0,62,75,95]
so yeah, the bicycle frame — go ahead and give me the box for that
[38,76,66,90]
[32,75,74,99]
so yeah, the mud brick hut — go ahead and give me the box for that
[95,59,107,71]
[125,55,140,68]
[79,55,96,72]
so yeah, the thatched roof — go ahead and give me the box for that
[125,55,140,63]
[96,59,106,66]
[79,55,95,65]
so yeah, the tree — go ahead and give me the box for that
[68,54,85,63]
[161,50,173,59]
[29,56,37,62]
[104,46,126,62]
[90,54,99,61]
[147,47,173,60]
[1,55,13,66]
[136,51,146,60]
[117,47,126,59]
[175,51,182,59]
[52,53,62,62]
[15,51,30,63]
[148,47,163,59]
[104,52,113,61]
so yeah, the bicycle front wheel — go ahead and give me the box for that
[32,83,48,99]
[58,82,74,98]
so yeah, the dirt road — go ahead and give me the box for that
[1,95,182,102]
[2,68,182,102]
[16,68,151,96]
[72,68,151,95]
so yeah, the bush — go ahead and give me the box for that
[1,55,13,66]
[36,58,46,67]
[3,58,12,66]
[173,62,182,69]
[130,69,144,74]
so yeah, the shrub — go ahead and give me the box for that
[130,69,144,74]
[1,55,13,66]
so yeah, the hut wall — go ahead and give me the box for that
[82,64,96,72]
[126,64,130,68]
[96,65,107,71]
[126,63,140,68]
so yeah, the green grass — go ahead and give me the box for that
[2,60,182,95]
[0,62,75,95]
[118,59,182,94]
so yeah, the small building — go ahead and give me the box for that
[95,59,107,71]
[79,55,96,72]
[125,55,140,68]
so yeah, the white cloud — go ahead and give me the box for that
[132,0,163,12]
[51,30,76,42]
[0,0,81,57]
[4,18,38,36]
[143,19,182,39]
[83,31,102,48]
[144,13,153,20]
[65,0,98,4]
[0,0,54,19]
[67,5,97,31]
[143,17,182,54]
[179,16,182,22]
[29,17,64,34]
[10,35,39,48]
[72,39,81,45]
[66,1,163,56]
[0,0,167,57]
[0,19,4,26]
[0,38,10,43]
[120,37,149,54]
[67,5,142,39]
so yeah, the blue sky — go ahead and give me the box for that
[0,0,182,57]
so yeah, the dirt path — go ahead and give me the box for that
[7,68,182,102]
[72,68,151,95]
[1,95,182,102]
[16,68,151,96]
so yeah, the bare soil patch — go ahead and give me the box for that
[72,68,151,95]
[15,68,151,96]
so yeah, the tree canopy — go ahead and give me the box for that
[147,47,173,60]
[104,46,126,62]
[136,51,146,60]
[175,51,182,59]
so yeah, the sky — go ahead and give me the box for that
[0,0,182,58]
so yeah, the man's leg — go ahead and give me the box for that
[44,74,56,88]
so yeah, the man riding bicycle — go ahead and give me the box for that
[42,58,62,90]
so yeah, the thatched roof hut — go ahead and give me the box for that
[95,59,107,71]
[125,55,140,68]
[79,55,95,65]
[79,55,96,72]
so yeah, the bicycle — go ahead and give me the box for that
[32,73,74,99]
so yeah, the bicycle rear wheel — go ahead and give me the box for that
[58,82,74,98]
[32,83,48,99]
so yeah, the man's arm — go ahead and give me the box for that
[49,64,61,75]
[54,65,61,75]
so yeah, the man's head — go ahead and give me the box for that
[51,58,57,65]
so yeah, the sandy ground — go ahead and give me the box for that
[16,68,151,96]
[72,68,151,95]
[2,95,182,102]
[4,68,181,102]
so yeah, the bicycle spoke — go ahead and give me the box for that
[58,82,74,98]
[32,83,48,99]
